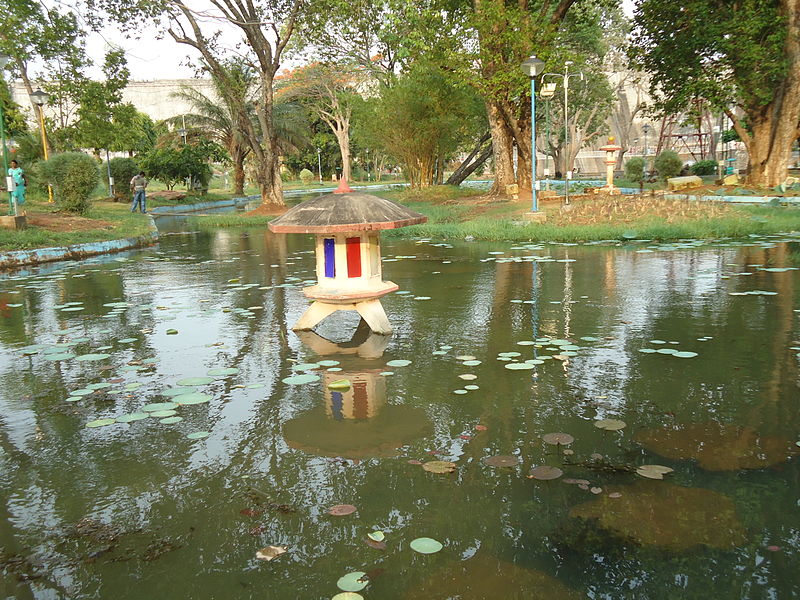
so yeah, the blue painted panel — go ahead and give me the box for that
[331,391,344,420]
[324,238,335,278]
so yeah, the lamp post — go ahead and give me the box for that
[520,55,545,217]
[540,82,556,191]
[542,61,584,206]
[0,52,12,213]
[316,147,322,183]
[178,118,189,189]
[30,88,53,203]
[642,123,651,178]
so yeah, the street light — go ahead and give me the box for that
[540,82,556,191]
[30,88,53,203]
[520,54,545,216]
[542,61,584,206]
[642,123,652,179]
[0,52,13,214]
[316,147,322,183]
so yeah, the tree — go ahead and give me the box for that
[138,142,217,191]
[356,62,485,188]
[96,0,304,207]
[624,156,645,192]
[0,73,26,137]
[653,150,682,181]
[631,0,800,186]
[276,63,365,182]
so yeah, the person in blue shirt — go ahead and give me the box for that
[7,160,26,213]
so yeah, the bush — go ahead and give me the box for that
[690,159,718,176]
[39,152,100,215]
[104,157,139,201]
[624,157,646,189]
[653,150,683,181]
[299,168,315,184]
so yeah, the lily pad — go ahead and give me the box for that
[142,402,178,412]
[332,593,364,600]
[422,461,456,474]
[542,433,574,446]
[117,338,137,344]
[528,465,563,480]
[187,431,210,440]
[635,464,674,480]
[255,545,287,561]
[76,353,110,362]
[673,351,698,358]
[163,387,196,397]
[86,418,117,428]
[594,419,626,431]
[173,393,211,405]
[43,352,75,361]
[336,572,368,592]
[367,531,385,542]
[462,360,481,366]
[505,362,534,370]
[176,376,214,386]
[458,374,478,380]
[159,416,183,424]
[409,537,443,554]
[150,409,177,418]
[328,379,352,391]
[282,373,320,385]
[483,455,520,467]
[116,412,149,423]
[386,359,411,367]
[207,367,239,376]
[328,504,357,516]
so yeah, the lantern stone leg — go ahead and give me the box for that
[292,299,392,335]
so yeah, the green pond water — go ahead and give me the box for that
[1,226,799,599]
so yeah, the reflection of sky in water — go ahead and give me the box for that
[0,229,798,598]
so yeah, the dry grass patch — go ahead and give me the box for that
[552,195,733,226]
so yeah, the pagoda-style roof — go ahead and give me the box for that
[268,180,427,234]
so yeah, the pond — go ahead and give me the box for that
[0,223,798,599]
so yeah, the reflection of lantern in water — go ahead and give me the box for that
[268,180,426,335]
[283,369,431,459]
[324,370,386,420]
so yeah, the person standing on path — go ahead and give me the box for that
[7,160,26,215]
[130,171,148,213]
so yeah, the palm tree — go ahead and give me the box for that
[171,62,308,196]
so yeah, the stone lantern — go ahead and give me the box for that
[598,136,622,195]
[268,180,427,335]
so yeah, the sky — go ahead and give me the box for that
[84,0,639,81]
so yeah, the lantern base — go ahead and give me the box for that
[293,298,392,335]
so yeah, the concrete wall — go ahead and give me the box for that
[11,78,218,123]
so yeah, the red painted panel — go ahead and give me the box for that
[346,237,362,277]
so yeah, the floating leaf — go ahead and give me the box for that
[207,367,239,376]
[594,419,626,431]
[292,362,320,371]
[422,461,456,474]
[166,329,178,335]
[187,431,210,440]
[455,355,476,361]
[150,409,177,418]
[86,418,116,428]
[505,362,534,370]
[116,412,149,423]
[528,466,563,480]
[386,359,411,367]
[483,455,520,467]
[282,373,320,385]
[159,416,183,424]
[542,433,574,446]
[328,504,357,516]
[176,376,214,386]
[410,537,443,554]
[255,545,287,561]
[87,382,112,390]
[71,389,94,396]
[332,593,365,600]
[458,374,478,380]
[462,360,481,366]
[117,338,137,344]
[635,464,674,480]
[142,402,178,412]
[328,379,351,391]
[317,360,340,367]
[162,387,196,397]
[76,353,110,362]
[337,572,368,592]
[173,393,211,405]
[367,531,385,542]
[673,351,698,358]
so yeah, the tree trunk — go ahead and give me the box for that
[487,101,516,194]
[335,127,351,181]
[446,133,493,186]
[232,159,245,195]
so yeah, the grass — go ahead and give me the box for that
[0,197,154,251]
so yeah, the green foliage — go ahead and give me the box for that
[624,157,646,186]
[138,143,214,191]
[0,75,27,137]
[690,160,718,176]
[356,62,485,187]
[39,152,100,215]
[653,150,683,181]
[298,168,314,183]
[106,157,139,201]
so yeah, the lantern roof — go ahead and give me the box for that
[268,180,427,234]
